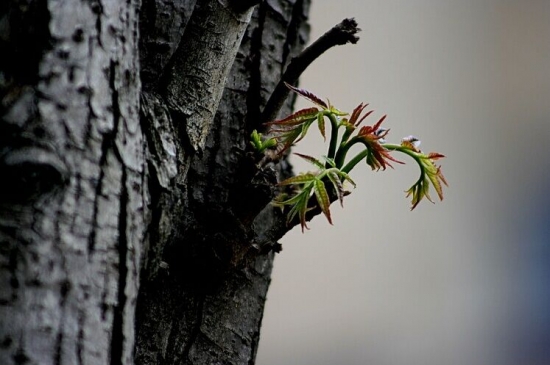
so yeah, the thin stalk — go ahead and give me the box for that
[340,128,354,145]
[325,112,340,162]
[382,144,425,184]
[382,144,419,161]
[341,147,369,174]
[334,136,361,168]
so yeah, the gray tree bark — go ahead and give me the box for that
[0,0,311,365]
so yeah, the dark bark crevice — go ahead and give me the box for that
[281,0,305,74]
[244,2,266,135]
[76,309,85,365]
[91,0,105,49]
[139,0,197,90]
[88,60,123,254]
[0,0,51,88]
[54,332,63,365]
[110,167,129,365]
[88,137,109,253]
[229,0,263,14]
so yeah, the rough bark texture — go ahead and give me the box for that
[0,0,143,364]
[135,1,311,363]
[0,0,311,365]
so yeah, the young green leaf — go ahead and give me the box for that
[250,129,278,153]
[317,112,326,140]
[327,171,345,206]
[384,139,448,210]
[294,153,325,169]
[313,179,332,224]
[278,173,316,186]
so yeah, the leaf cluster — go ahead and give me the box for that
[251,84,448,231]
[272,154,355,231]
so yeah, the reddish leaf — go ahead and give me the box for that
[294,153,325,169]
[266,107,319,126]
[285,82,328,109]
[295,188,313,231]
[427,152,445,160]
[274,127,301,154]
[356,115,405,170]
[317,113,326,140]
[349,103,374,127]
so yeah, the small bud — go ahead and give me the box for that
[374,128,388,143]
[402,135,421,150]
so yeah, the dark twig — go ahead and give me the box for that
[260,18,361,126]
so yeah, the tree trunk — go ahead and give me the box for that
[0,0,310,364]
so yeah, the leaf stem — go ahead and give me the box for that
[382,144,425,184]
[341,145,369,173]
[334,137,358,169]
[325,112,340,164]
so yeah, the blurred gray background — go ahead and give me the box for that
[256,1,550,365]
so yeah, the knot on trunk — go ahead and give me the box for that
[0,147,68,202]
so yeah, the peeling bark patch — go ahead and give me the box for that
[110,168,129,365]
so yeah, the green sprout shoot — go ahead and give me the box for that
[250,129,277,154]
